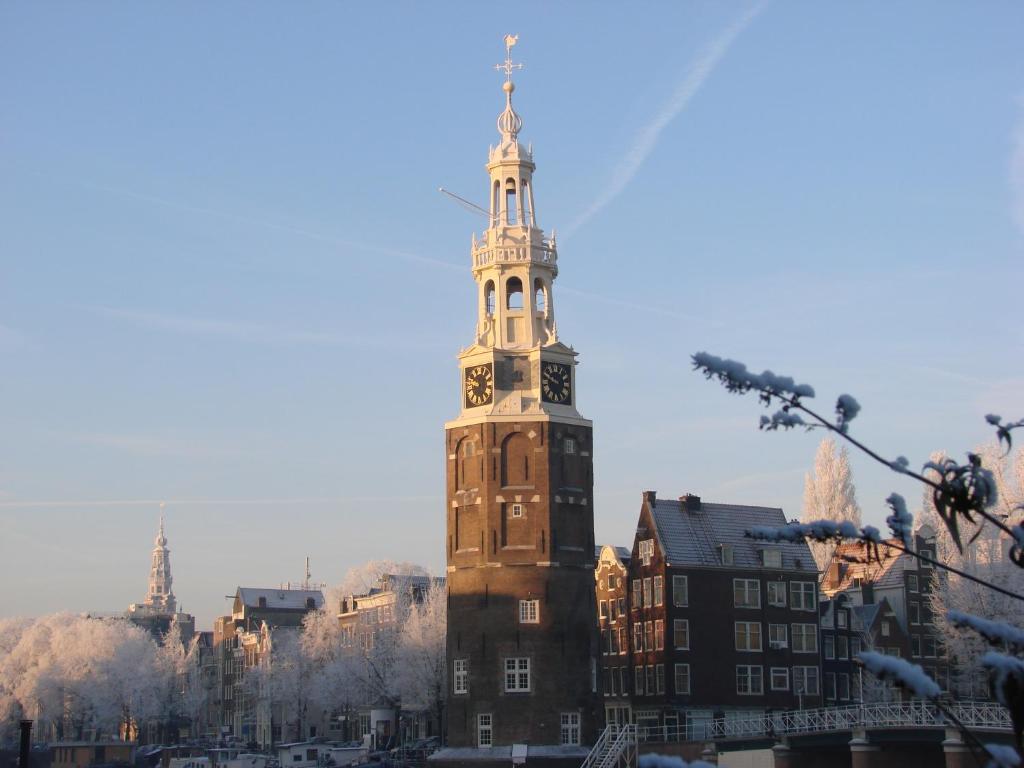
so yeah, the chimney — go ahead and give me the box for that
[642,490,657,505]
[681,494,702,512]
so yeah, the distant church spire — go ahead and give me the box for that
[145,502,176,613]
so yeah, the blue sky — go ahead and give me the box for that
[1,2,1022,628]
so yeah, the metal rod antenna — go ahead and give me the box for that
[438,187,489,217]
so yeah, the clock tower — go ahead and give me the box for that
[444,36,598,753]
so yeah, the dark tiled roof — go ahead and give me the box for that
[649,499,816,572]
[237,587,324,610]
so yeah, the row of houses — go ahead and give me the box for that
[592,491,955,737]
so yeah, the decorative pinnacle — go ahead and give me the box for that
[494,34,524,142]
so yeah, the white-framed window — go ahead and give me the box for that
[908,574,919,592]
[609,599,617,621]
[674,619,690,650]
[618,627,628,655]
[793,666,819,696]
[672,575,689,606]
[564,437,577,455]
[770,667,790,691]
[720,544,734,565]
[643,578,652,607]
[851,637,861,657]
[837,611,848,629]
[644,621,653,652]
[632,623,643,653]
[792,624,818,653]
[923,636,937,658]
[618,596,626,616]
[477,714,493,748]
[519,599,539,624]
[504,657,531,692]
[510,503,524,518]
[632,579,641,608]
[653,576,664,606]
[769,623,788,649]
[767,581,787,607]
[734,579,761,608]
[919,549,933,566]
[655,664,665,694]
[791,582,816,611]
[599,600,608,620]
[881,621,891,637]
[736,665,763,695]
[824,635,835,660]
[634,666,644,695]
[655,620,664,651]
[638,539,654,566]
[674,663,691,694]
[454,658,469,694]
[735,621,762,652]
[560,712,580,746]
[837,635,849,659]
[761,549,782,568]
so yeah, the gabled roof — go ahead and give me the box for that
[647,497,815,572]
[236,587,324,611]
[822,539,916,594]
[596,544,631,566]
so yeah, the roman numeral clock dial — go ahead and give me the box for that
[541,361,572,405]
[464,363,494,407]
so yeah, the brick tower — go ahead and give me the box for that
[443,36,598,754]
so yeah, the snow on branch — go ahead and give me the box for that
[986,414,1024,454]
[985,743,1023,768]
[760,409,807,431]
[692,352,815,400]
[835,394,861,434]
[639,755,716,768]
[747,519,876,544]
[924,453,999,553]
[949,611,1024,652]
[857,651,941,699]
[885,493,914,549]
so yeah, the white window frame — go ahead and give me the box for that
[638,539,654,566]
[767,581,787,607]
[769,623,788,649]
[720,544,734,565]
[564,438,577,455]
[454,658,469,695]
[791,581,816,611]
[643,578,652,607]
[560,712,580,746]
[655,619,664,651]
[653,575,664,606]
[477,714,492,748]
[674,663,691,695]
[770,667,790,691]
[655,664,665,695]
[672,574,689,607]
[792,623,818,654]
[837,611,848,629]
[824,634,835,660]
[510,503,524,518]
[793,666,819,696]
[519,599,539,624]
[837,635,849,660]
[734,578,761,609]
[634,666,644,695]
[504,657,531,692]
[631,579,641,609]
[735,621,762,652]
[736,665,764,696]
[674,619,690,650]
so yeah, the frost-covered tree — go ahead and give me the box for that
[801,437,861,571]
[395,580,447,737]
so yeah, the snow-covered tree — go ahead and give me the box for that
[395,580,447,735]
[801,437,861,571]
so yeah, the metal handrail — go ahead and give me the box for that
[582,724,636,768]
[634,701,1010,744]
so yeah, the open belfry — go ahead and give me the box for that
[443,36,599,756]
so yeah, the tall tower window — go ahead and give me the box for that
[492,181,501,227]
[534,279,546,313]
[484,281,496,315]
[506,277,523,310]
[505,178,518,224]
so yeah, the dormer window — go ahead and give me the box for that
[719,544,734,566]
[761,549,782,569]
[638,539,655,566]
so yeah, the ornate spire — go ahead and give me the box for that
[495,34,523,143]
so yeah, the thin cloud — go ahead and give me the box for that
[59,431,251,460]
[564,2,768,239]
[0,496,440,510]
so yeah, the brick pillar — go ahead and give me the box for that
[942,727,973,768]
[849,729,880,768]
[772,741,794,768]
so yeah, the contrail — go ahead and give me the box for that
[1012,94,1024,236]
[0,496,441,510]
[563,2,768,240]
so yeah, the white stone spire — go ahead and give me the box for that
[144,502,176,614]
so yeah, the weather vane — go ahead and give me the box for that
[495,34,523,82]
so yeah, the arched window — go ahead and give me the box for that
[506,277,523,310]
[505,178,518,225]
[534,278,546,313]
[521,179,532,224]
[492,181,501,227]
[484,281,496,315]
[501,432,531,486]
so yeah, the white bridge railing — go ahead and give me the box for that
[635,701,1011,743]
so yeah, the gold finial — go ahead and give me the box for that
[495,34,523,84]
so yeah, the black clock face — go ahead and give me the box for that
[541,362,572,404]
[464,363,494,407]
